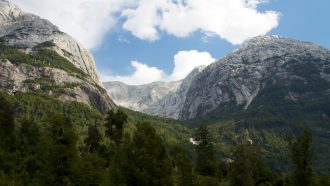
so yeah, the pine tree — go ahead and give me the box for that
[85,125,102,153]
[45,114,81,185]
[175,151,193,186]
[110,122,173,186]
[105,110,128,144]
[0,98,15,140]
[195,126,215,176]
[229,142,275,186]
[290,129,313,186]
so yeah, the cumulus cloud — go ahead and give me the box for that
[121,0,280,44]
[101,61,167,85]
[170,50,215,81]
[101,50,215,85]
[12,0,280,48]
[12,0,131,49]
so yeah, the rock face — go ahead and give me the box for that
[178,35,330,120]
[143,66,205,119]
[0,0,100,84]
[103,81,181,111]
[104,35,330,120]
[0,0,116,113]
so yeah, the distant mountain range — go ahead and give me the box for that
[104,35,330,172]
[1,0,330,173]
[104,35,330,121]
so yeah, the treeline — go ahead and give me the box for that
[0,98,329,186]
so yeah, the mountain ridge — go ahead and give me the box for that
[104,35,330,120]
[0,0,116,113]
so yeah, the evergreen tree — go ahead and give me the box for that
[105,110,128,144]
[195,126,215,176]
[17,117,45,184]
[230,143,254,186]
[110,122,173,186]
[0,97,15,140]
[289,129,313,186]
[175,151,193,186]
[45,114,81,185]
[0,98,16,176]
[229,142,275,186]
[85,125,102,153]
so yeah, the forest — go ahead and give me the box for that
[0,93,330,186]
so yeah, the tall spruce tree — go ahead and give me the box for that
[229,142,276,186]
[85,125,102,153]
[175,151,193,186]
[195,126,215,176]
[0,97,15,140]
[110,122,173,186]
[105,110,128,144]
[45,115,81,185]
[290,129,313,186]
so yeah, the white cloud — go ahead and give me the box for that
[122,0,280,44]
[170,50,215,81]
[101,61,167,85]
[12,0,280,49]
[11,0,131,49]
[101,50,215,85]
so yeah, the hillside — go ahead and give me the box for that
[0,0,115,113]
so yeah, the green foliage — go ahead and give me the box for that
[0,96,15,140]
[195,126,215,176]
[229,143,276,186]
[174,150,193,186]
[289,129,314,186]
[184,74,330,173]
[105,110,128,144]
[110,122,174,186]
[121,108,193,154]
[0,44,87,78]
[44,115,81,185]
[84,125,102,153]
[33,41,56,49]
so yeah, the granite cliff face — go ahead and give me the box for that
[104,36,330,120]
[142,66,205,119]
[0,0,100,84]
[178,36,330,120]
[104,81,181,111]
[0,0,116,113]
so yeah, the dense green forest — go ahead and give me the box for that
[0,92,330,186]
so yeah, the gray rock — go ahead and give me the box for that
[104,35,330,120]
[0,0,101,85]
[178,35,330,120]
[103,81,181,111]
[0,0,116,113]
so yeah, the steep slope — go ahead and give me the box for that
[105,36,330,121]
[143,66,205,119]
[0,0,115,113]
[179,35,330,120]
[103,81,181,111]
[103,35,330,172]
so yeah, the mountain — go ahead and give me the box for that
[0,0,115,113]
[105,35,330,121]
[104,80,181,111]
[142,66,205,119]
[179,35,330,121]
[104,35,330,172]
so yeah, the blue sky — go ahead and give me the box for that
[13,0,330,85]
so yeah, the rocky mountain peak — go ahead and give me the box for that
[0,1,116,113]
[0,0,101,85]
[0,0,22,22]
[104,36,330,120]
